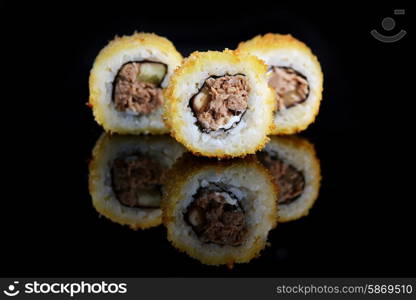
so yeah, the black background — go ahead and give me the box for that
[2,3,414,277]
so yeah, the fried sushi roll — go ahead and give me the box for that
[164,50,276,158]
[89,133,185,230]
[89,33,183,134]
[258,136,321,222]
[162,155,278,267]
[237,34,323,135]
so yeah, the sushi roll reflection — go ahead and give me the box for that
[237,34,323,135]
[258,136,321,222]
[89,33,183,134]
[164,50,276,158]
[162,155,278,267]
[89,133,185,229]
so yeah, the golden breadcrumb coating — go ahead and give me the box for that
[162,154,278,267]
[89,32,183,134]
[237,34,324,135]
[89,133,174,230]
[262,135,321,222]
[164,49,276,158]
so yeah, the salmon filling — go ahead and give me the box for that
[268,67,309,111]
[190,75,250,133]
[111,154,164,208]
[184,184,247,246]
[259,152,305,205]
[113,61,167,115]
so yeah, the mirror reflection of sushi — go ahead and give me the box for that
[164,49,276,158]
[89,133,185,230]
[89,33,183,134]
[237,34,323,135]
[257,136,321,222]
[162,155,278,267]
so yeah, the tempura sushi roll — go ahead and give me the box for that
[89,33,183,134]
[162,155,278,267]
[237,34,323,135]
[257,136,321,222]
[89,133,185,230]
[164,50,276,158]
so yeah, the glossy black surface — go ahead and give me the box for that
[3,4,414,277]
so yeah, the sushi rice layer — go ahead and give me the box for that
[260,136,321,222]
[89,33,183,134]
[237,34,323,135]
[164,50,276,158]
[89,133,185,230]
[162,155,278,267]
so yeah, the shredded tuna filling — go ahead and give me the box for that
[190,75,250,132]
[184,186,247,246]
[268,67,309,111]
[113,61,166,115]
[259,152,305,205]
[111,154,164,208]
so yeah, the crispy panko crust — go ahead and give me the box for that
[163,49,276,158]
[88,133,163,230]
[264,135,321,222]
[89,32,183,135]
[237,33,324,135]
[162,154,278,267]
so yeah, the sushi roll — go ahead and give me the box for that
[164,50,276,158]
[89,33,183,134]
[237,34,323,135]
[89,133,185,230]
[162,155,278,267]
[257,136,321,222]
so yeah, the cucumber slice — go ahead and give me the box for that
[135,189,162,208]
[137,62,167,85]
